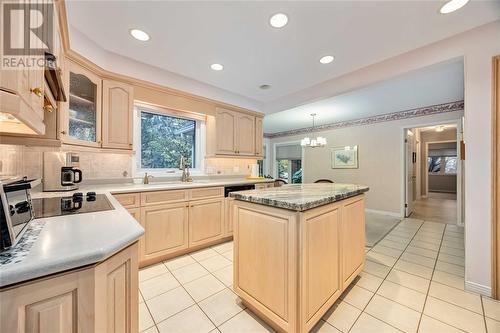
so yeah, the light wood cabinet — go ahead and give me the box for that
[61,60,102,147]
[140,203,189,262]
[102,80,134,149]
[255,117,264,156]
[0,243,139,333]
[341,196,365,288]
[215,108,237,154]
[224,197,235,236]
[189,198,224,247]
[114,186,229,267]
[208,108,262,157]
[115,193,141,208]
[233,194,365,333]
[254,182,274,190]
[235,113,256,155]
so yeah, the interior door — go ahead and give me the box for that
[405,130,416,217]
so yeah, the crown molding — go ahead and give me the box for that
[264,100,464,138]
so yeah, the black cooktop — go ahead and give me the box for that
[32,193,114,219]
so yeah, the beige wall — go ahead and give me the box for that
[268,110,463,216]
[419,128,457,196]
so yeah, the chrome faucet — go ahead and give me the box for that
[179,156,193,182]
[143,173,154,184]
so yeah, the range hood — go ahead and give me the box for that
[0,90,46,135]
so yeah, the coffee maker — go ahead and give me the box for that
[43,152,83,191]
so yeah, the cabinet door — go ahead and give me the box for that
[140,203,189,262]
[94,243,139,333]
[224,197,235,236]
[215,108,237,155]
[341,196,365,288]
[61,61,102,147]
[102,80,134,149]
[255,117,264,156]
[189,198,224,247]
[0,268,94,333]
[235,114,255,155]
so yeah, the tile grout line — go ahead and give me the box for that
[347,219,427,333]
[481,296,489,333]
[414,221,447,333]
[160,244,247,332]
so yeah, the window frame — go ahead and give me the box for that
[133,104,205,177]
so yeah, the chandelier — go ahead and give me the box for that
[301,113,327,148]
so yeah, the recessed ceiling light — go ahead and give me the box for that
[210,63,224,71]
[439,0,470,14]
[319,55,335,64]
[259,84,271,90]
[130,29,150,41]
[269,13,288,28]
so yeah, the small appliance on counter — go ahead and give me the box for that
[43,152,83,191]
[0,177,36,251]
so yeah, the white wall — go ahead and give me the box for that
[268,111,463,215]
[267,20,500,295]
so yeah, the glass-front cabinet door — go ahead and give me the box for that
[60,60,102,147]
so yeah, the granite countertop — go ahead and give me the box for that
[0,193,144,288]
[230,183,369,211]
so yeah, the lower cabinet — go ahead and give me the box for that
[224,197,235,236]
[0,243,139,333]
[341,196,366,288]
[116,187,231,267]
[140,203,189,263]
[189,198,224,247]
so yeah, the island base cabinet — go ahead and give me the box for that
[233,195,365,333]
[0,243,139,333]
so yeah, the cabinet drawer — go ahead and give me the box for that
[189,187,224,200]
[114,193,140,208]
[141,189,189,206]
[255,183,273,190]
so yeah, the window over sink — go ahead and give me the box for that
[135,104,204,174]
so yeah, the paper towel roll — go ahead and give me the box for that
[250,164,259,177]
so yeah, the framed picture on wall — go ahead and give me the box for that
[331,146,359,169]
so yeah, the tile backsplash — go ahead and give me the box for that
[0,144,132,181]
[0,144,260,181]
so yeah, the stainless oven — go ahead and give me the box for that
[0,177,35,251]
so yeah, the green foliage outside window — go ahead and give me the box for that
[140,111,196,169]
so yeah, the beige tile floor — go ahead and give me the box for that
[138,218,500,333]
[412,195,457,224]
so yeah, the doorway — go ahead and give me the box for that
[403,122,463,225]
[274,142,303,184]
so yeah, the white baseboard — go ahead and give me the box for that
[465,280,492,297]
[365,209,403,218]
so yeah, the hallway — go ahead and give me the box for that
[412,193,457,224]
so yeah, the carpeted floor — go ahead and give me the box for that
[365,212,402,247]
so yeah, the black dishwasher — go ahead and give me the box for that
[224,184,255,197]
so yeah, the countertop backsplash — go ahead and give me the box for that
[0,144,260,181]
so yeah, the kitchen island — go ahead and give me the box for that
[230,183,369,333]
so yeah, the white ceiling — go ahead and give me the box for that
[263,59,464,134]
[66,0,500,106]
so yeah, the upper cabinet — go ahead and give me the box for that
[215,108,237,154]
[208,107,262,157]
[59,60,133,150]
[61,61,102,147]
[102,80,134,149]
[255,117,264,157]
[235,113,255,155]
